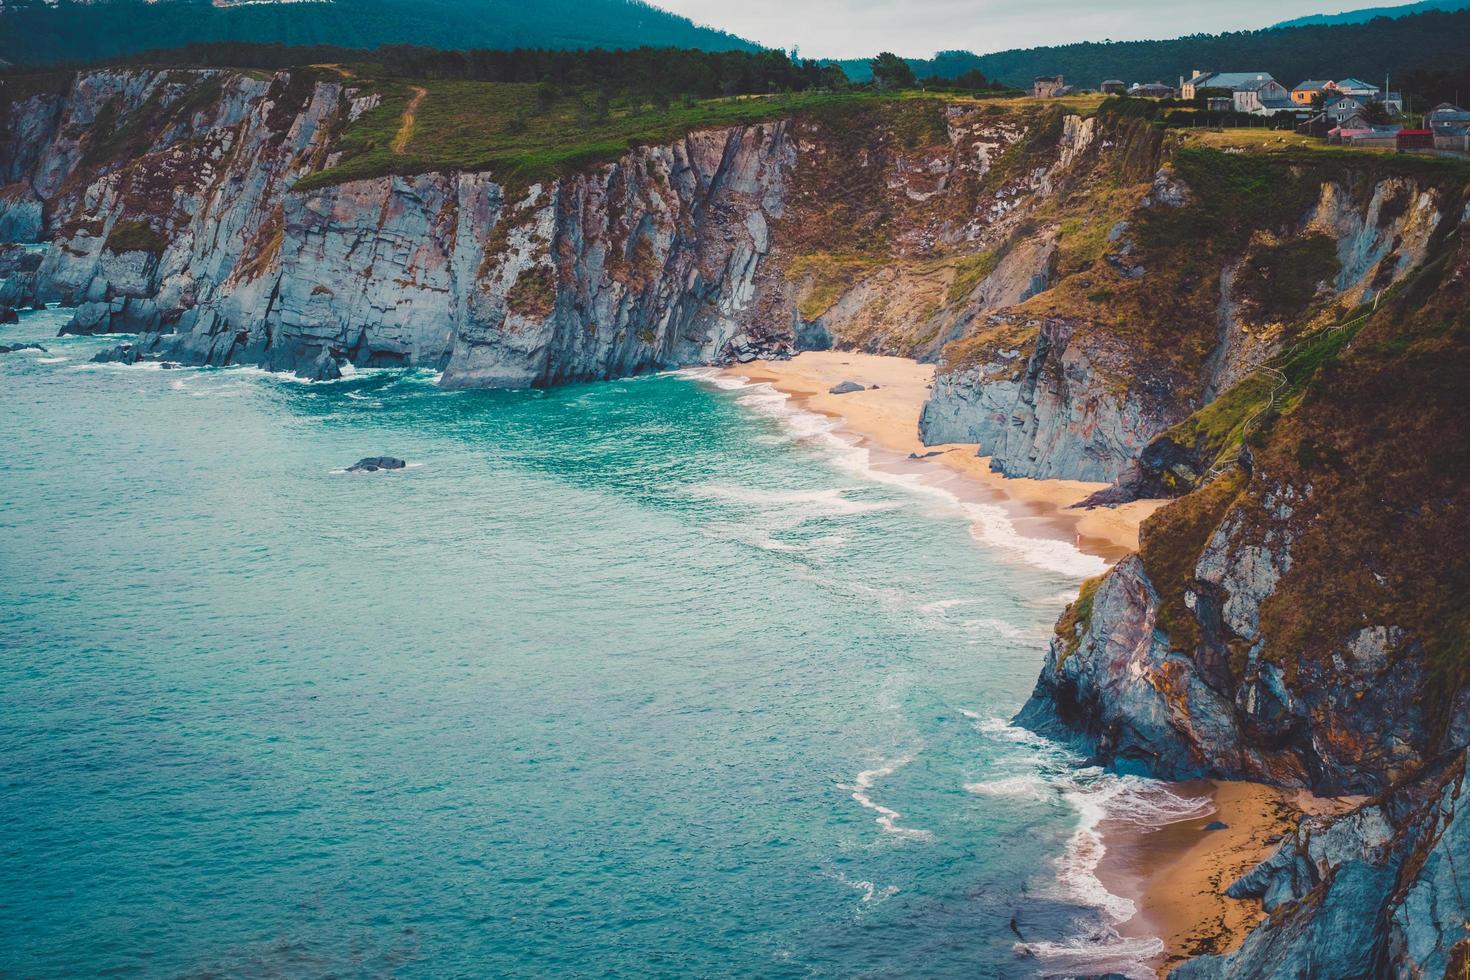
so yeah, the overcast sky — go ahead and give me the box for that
[654,0,1412,59]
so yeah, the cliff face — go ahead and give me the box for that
[1017,174,1470,973]
[1018,188,1470,797]
[0,69,802,382]
[920,147,1459,483]
[0,69,1113,384]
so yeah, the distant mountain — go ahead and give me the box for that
[1273,0,1470,29]
[0,0,759,66]
[837,5,1470,89]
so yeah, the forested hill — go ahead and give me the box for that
[0,0,758,67]
[838,6,1470,88]
[1273,0,1470,29]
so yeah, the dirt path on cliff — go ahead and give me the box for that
[391,86,427,155]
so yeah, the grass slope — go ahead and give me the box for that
[295,80,925,189]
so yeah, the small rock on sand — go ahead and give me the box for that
[828,380,865,394]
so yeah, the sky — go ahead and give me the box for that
[653,0,1417,59]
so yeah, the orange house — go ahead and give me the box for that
[1292,80,1336,106]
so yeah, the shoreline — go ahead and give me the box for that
[1099,781,1363,975]
[713,351,1356,975]
[718,350,1165,562]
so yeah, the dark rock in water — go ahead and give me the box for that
[0,306,17,324]
[908,450,944,460]
[346,457,407,473]
[0,342,46,354]
[1205,820,1228,831]
[32,302,47,311]
[304,349,343,382]
[829,380,865,394]
[92,343,146,365]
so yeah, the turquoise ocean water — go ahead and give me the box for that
[1,307,1206,978]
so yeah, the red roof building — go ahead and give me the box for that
[1396,129,1434,151]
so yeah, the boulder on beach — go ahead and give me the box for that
[908,450,943,460]
[828,380,865,394]
[346,457,407,473]
[1204,820,1229,831]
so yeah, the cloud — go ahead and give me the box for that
[656,0,1420,59]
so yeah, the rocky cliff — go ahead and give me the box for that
[1013,149,1470,973]
[920,140,1460,483]
[0,69,1125,385]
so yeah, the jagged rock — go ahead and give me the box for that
[921,318,1166,483]
[91,343,146,365]
[0,342,45,353]
[0,305,17,324]
[304,350,342,382]
[908,450,944,459]
[1175,755,1468,979]
[828,381,865,394]
[346,457,406,473]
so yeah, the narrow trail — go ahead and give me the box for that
[391,86,427,155]
[1206,299,1380,480]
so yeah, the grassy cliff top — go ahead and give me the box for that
[295,79,981,190]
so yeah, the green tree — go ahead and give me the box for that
[1362,100,1392,124]
[869,52,916,90]
[954,68,989,91]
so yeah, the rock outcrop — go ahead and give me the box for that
[918,129,1463,483]
[1019,176,1470,974]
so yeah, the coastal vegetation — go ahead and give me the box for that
[0,0,758,67]
[294,82,942,189]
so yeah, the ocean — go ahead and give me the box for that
[0,307,1207,978]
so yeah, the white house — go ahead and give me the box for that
[1232,77,1295,115]
[1182,71,1291,113]
[1334,77,1381,100]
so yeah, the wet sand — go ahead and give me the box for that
[1100,780,1363,975]
[720,351,1165,562]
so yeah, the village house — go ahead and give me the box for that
[1032,75,1076,98]
[1334,77,1381,100]
[1127,81,1176,98]
[1291,79,1335,105]
[1428,104,1470,152]
[1325,93,1369,122]
[1436,125,1470,152]
[1182,70,1274,100]
[1233,76,1295,114]
[1181,71,1294,113]
[1334,126,1400,148]
[1100,79,1126,95]
[1297,112,1336,137]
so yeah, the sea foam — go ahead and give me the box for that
[680,369,1107,580]
[965,714,1213,979]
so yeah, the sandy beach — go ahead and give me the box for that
[1100,781,1363,974]
[721,350,1166,561]
[719,352,1355,973]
